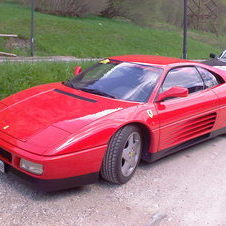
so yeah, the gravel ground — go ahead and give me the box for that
[1,136,226,226]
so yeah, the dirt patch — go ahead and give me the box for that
[5,37,30,50]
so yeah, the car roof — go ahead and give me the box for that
[109,55,192,66]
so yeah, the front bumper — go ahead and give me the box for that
[6,164,99,192]
[0,136,107,191]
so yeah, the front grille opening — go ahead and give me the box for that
[0,148,12,162]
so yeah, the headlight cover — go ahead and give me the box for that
[20,159,43,175]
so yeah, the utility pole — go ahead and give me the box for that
[183,0,188,59]
[30,0,35,57]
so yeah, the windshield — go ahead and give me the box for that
[65,61,163,102]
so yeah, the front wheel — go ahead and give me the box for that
[101,125,142,184]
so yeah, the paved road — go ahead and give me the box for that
[0,56,100,63]
[1,136,226,226]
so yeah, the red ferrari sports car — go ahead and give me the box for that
[0,55,226,191]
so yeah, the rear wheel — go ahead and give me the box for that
[101,125,142,184]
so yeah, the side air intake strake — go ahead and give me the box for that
[167,112,217,146]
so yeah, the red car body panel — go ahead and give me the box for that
[156,89,219,150]
[109,55,191,66]
[1,55,226,191]
[0,133,106,179]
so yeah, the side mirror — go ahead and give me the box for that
[157,86,189,102]
[74,66,82,76]
[210,53,216,59]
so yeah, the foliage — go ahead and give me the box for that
[6,0,226,33]
[15,0,107,17]
[100,0,126,18]
[0,3,221,59]
[0,61,94,99]
[110,0,226,34]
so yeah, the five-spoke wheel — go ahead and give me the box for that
[101,125,142,184]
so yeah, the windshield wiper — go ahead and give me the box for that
[78,88,116,99]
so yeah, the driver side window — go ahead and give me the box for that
[162,67,204,94]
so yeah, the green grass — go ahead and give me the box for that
[0,61,94,99]
[0,2,223,59]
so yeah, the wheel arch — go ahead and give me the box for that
[101,121,152,184]
[115,122,152,158]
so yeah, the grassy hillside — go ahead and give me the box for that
[0,2,224,59]
[0,61,93,99]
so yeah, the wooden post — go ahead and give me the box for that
[0,34,18,57]
[0,34,18,38]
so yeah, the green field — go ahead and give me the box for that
[0,3,223,59]
[0,61,94,99]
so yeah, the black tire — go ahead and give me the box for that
[101,125,142,184]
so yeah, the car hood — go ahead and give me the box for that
[0,84,138,143]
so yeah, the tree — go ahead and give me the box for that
[101,0,126,18]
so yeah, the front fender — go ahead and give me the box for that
[44,104,159,156]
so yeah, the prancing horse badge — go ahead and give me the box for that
[147,110,154,118]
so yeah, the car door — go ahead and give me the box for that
[155,66,219,152]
